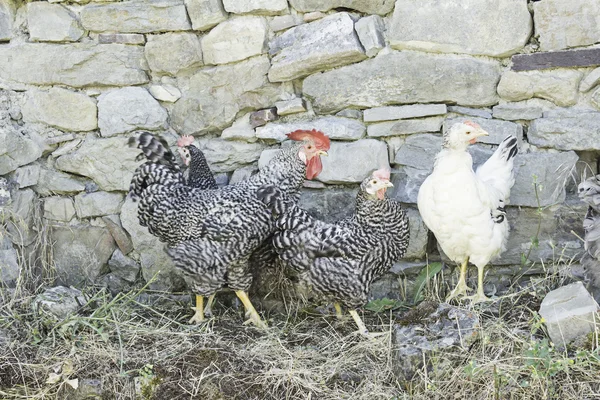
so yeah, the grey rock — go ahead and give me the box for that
[257,116,365,141]
[230,165,257,184]
[364,104,447,123]
[202,16,268,65]
[74,191,124,219]
[0,128,43,175]
[303,51,501,113]
[80,1,191,33]
[275,98,306,116]
[223,0,288,15]
[27,2,84,42]
[258,148,281,170]
[539,282,600,348]
[145,33,203,75]
[185,0,227,31]
[55,136,142,192]
[102,216,134,255]
[22,87,97,132]
[0,0,15,42]
[533,0,600,51]
[51,224,115,287]
[35,169,87,196]
[32,286,86,321]
[288,0,394,15]
[367,117,444,138]
[268,13,366,82]
[492,102,544,121]
[214,172,229,187]
[172,55,285,134]
[108,248,140,283]
[591,88,600,111]
[529,110,600,150]
[318,139,389,184]
[447,106,492,119]
[0,236,18,286]
[222,112,257,142]
[120,197,185,291]
[336,109,363,120]
[0,178,10,208]
[405,207,428,260]
[97,87,167,137]
[148,84,181,103]
[389,0,531,57]
[43,196,76,222]
[497,70,583,107]
[196,138,267,173]
[250,107,278,128]
[99,273,132,296]
[355,15,385,58]
[12,164,40,189]
[6,189,37,246]
[303,12,325,22]
[0,43,148,87]
[270,14,302,32]
[98,33,146,45]
[443,117,523,145]
[580,67,600,93]
[298,186,357,223]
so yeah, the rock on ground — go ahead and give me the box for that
[32,286,86,321]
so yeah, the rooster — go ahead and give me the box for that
[417,122,518,303]
[577,175,600,302]
[176,135,218,190]
[258,168,409,334]
[129,130,329,327]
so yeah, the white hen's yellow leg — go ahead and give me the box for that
[467,265,491,303]
[189,295,205,324]
[235,290,267,329]
[446,259,473,301]
[204,294,216,317]
[349,310,369,335]
[334,302,344,320]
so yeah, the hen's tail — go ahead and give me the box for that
[475,135,518,201]
[129,132,184,201]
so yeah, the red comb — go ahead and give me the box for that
[177,135,195,147]
[373,168,390,180]
[464,120,481,129]
[286,129,330,150]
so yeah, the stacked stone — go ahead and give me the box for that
[0,0,597,296]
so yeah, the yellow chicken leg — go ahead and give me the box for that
[349,310,369,335]
[189,295,205,324]
[235,290,267,329]
[334,302,344,319]
[204,294,216,317]
[446,259,473,301]
[466,265,491,303]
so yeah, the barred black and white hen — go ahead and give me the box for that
[176,135,217,190]
[259,168,409,334]
[129,130,330,327]
[578,175,600,302]
[417,122,518,303]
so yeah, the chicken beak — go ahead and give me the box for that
[475,129,489,138]
[384,181,394,188]
[317,150,328,156]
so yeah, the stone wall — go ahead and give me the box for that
[0,0,597,297]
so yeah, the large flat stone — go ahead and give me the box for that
[184,0,227,31]
[492,102,544,121]
[223,0,287,15]
[533,0,600,52]
[529,110,600,151]
[201,16,268,65]
[34,168,87,196]
[288,0,394,15]
[51,224,115,287]
[80,1,191,33]
[318,139,389,184]
[43,196,76,222]
[364,104,447,122]
[540,282,600,348]
[0,43,148,87]
[172,55,286,134]
[55,136,141,192]
[27,2,84,42]
[497,70,582,107]
[74,191,125,219]
[443,117,523,145]
[22,87,97,132]
[389,0,531,57]
[268,12,366,82]
[367,117,444,138]
[303,51,501,113]
[195,137,267,173]
[145,33,203,75]
[11,164,40,189]
[97,87,167,137]
[256,116,365,141]
[0,127,43,175]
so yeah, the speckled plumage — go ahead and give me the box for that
[183,145,217,190]
[129,131,326,298]
[259,172,409,309]
[578,175,600,301]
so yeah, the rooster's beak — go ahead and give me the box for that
[318,150,328,156]
[384,181,394,188]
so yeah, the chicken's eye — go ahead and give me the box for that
[307,145,313,149]
[466,131,471,135]
[371,180,377,184]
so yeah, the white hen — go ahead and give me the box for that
[417,122,518,303]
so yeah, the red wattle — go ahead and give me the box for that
[306,156,323,180]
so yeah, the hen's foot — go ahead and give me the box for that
[204,294,216,318]
[349,310,369,335]
[235,290,268,329]
[465,292,491,304]
[334,303,344,320]
[446,280,473,302]
[188,295,205,324]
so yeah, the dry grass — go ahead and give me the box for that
[1,260,599,400]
